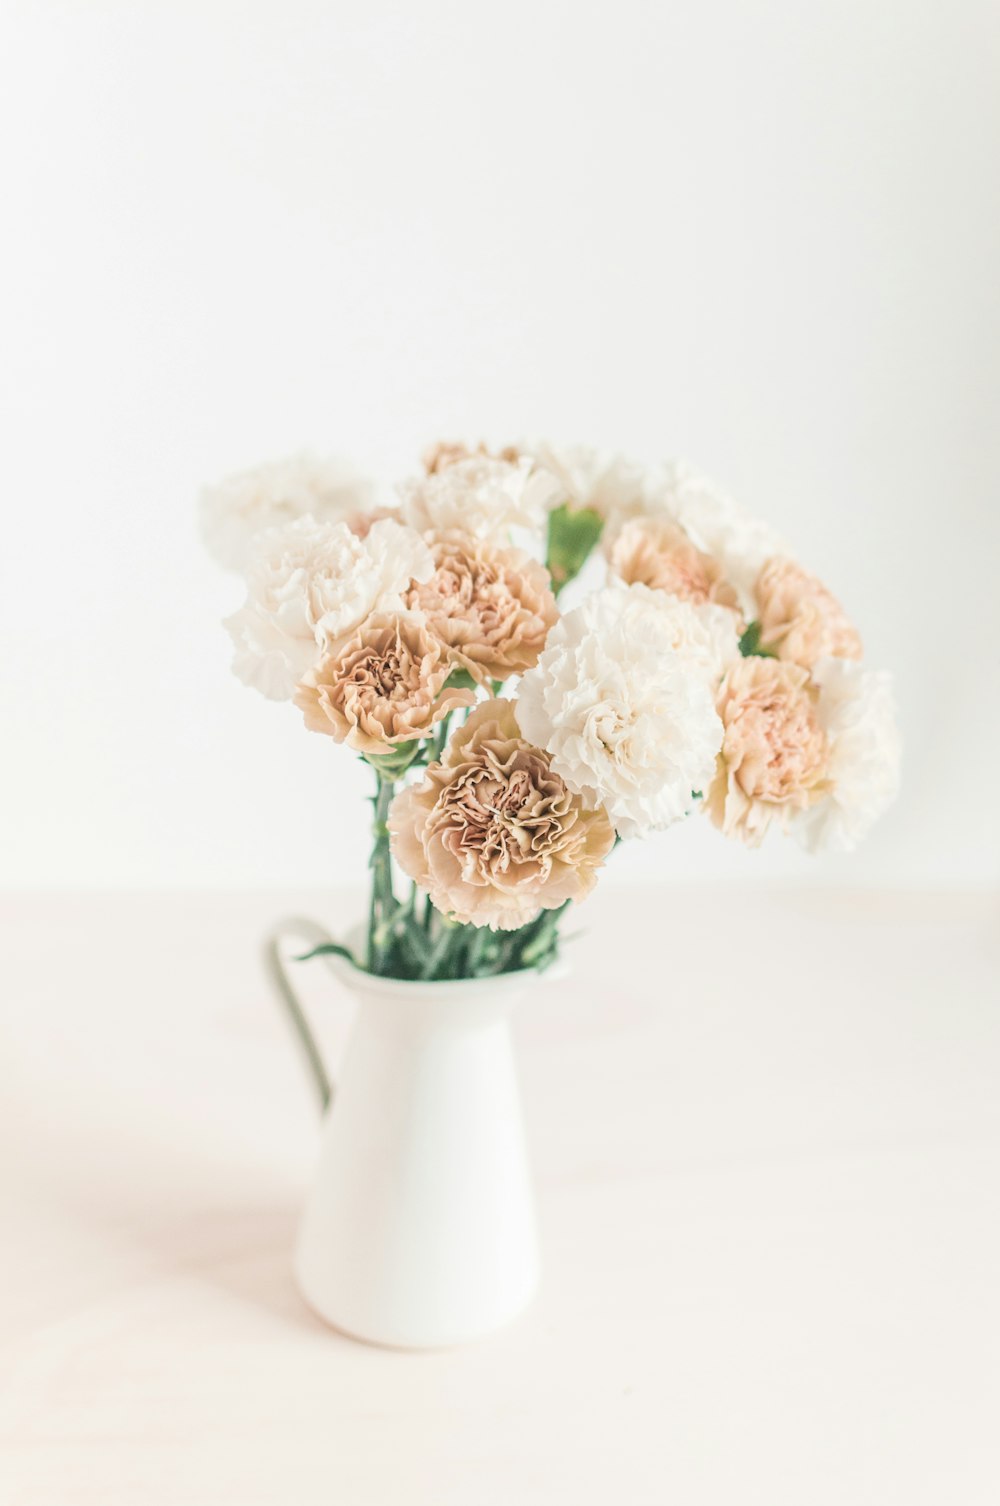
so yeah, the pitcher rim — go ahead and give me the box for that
[320,949,570,998]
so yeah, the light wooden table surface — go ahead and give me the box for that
[2,887,998,1505]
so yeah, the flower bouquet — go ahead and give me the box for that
[202,440,900,982]
[200,440,900,1347]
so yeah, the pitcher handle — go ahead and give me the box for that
[263,916,353,1114]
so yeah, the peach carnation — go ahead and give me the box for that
[609,516,742,614]
[755,557,862,668]
[388,699,615,930]
[405,531,558,684]
[705,656,830,845]
[639,460,788,612]
[294,613,475,756]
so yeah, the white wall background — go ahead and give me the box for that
[2,0,998,890]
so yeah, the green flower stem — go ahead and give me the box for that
[464,924,492,975]
[367,773,397,974]
[419,917,457,980]
[738,619,777,658]
[431,712,453,764]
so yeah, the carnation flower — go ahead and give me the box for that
[516,584,724,838]
[400,454,561,539]
[525,441,650,526]
[790,657,900,852]
[606,518,743,677]
[705,657,830,846]
[199,453,376,573]
[294,612,475,755]
[347,505,404,539]
[405,530,558,684]
[642,461,787,612]
[609,516,742,613]
[225,516,434,701]
[389,699,615,930]
[421,440,519,474]
[754,556,863,668]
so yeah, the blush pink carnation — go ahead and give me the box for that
[405,530,558,684]
[705,656,831,845]
[608,515,742,617]
[755,557,862,668]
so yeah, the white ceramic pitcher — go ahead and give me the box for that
[265,918,551,1350]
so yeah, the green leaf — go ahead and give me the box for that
[738,619,777,658]
[444,666,479,694]
[545,504,603,592]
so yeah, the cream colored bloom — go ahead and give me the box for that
[608,518,743,677]
[790,657,900,852]
[525,441,650,525]
[705,656,830,845]
[400,454,561,539]
[755,556,863,667]
[294,612,475,755]
[226,516,434,701]
[422,440,482,474]
[517,584,724,838]
[199,453,376,573]
[642,461,787,612]
[405,530,557,684]
[389,699,615,930]
[347,505,404,539]
[421,440,520,474]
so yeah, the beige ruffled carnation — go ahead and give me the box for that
[405,531,558,684]
[705,657,830,845]
[422,440,519,474]
[294,613,475,756]
[388,699,615,930]
[609,516,742,614]
[755,557,862,668]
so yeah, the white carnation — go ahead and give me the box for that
[606,581,739,682]
[691,599,744,678]
[517,584,724,839]
[525,441,650,527]
[400,455,559,539]
[644,460,787,611]
[791,657,901,853]
[199,453,376,573]
[225,516,434,701]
